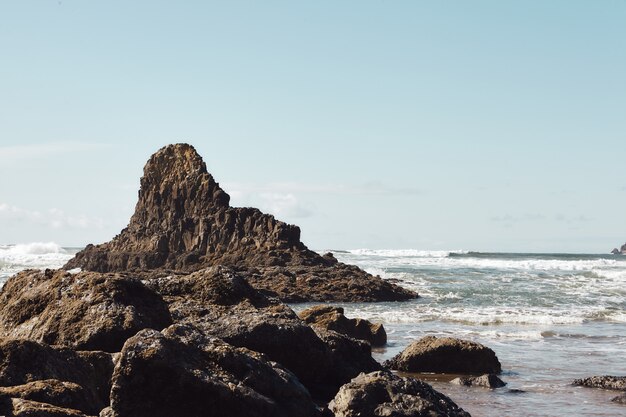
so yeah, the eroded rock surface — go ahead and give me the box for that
[573,376,626,391]
[0,380,94,415]
[299,305,386,346]
[0,338,113,412]
[0,397,90,417]
[450,374,506,389]
[384,336,501,374]
[0,269,172,352]
[109,324,323,417]
[64,144,416,303]
[146,266,379,399]
[329,370,471,417]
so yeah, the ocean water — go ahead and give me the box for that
[299,249,626,417]
[1,245,625,416]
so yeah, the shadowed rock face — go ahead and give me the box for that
[65,143,416,302]
[109,324,323,417]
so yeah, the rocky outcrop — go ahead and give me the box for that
[298,305,387,347]
[108,324,323,417]
[0,338,113,412]
[328,370,471,417]
[145,266,379,399]
[611,243,626,254]
[613,393,626,404]
[0,397,90,417]
[64,144,416,303]
[0,380,95,415]
[573,376,626,391]
[450,374,506,389]
[384,336,502,374]
[0,269,172,352]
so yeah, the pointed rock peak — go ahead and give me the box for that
[133,143,230,224]
[143,143,207,185]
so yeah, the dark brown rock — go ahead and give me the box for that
[0,269,172,352]
[0,380,95,415]
[384,336,502,374]
[64,143,416,303]
[145,266,379,400]
[450,374,506,388]
[328,370,471,417]
[573,375,626,391]
[0,338,112,412]
[109,324,323,417]
[0,397,90,417]
[298,305,387,346]
[613,393,626,404]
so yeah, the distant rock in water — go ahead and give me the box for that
[573,376,626,391]
[65,143,416,302]
[611,243,626,254]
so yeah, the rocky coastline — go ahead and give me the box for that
[611,243,626,255]
[1,144,620,416]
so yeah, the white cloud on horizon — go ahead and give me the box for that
[0,203,105,230]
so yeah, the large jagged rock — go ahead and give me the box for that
[298,305,386,347]
[145,266,380,400]
[64,143,416,303]
[573,376,626,391]
[0,338,113,413]
[329,370,471,417]
[384,336,502,374]
[108,324,323,417]
[0,269,172,352]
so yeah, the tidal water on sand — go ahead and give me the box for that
[2,244,625,416]
[296,249,626,417]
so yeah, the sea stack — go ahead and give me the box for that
[611,243,626,255]
[65,143,416,302]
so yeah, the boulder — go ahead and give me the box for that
[384,336,501,374]
[108,324,323,417]
[298,305,387,346]
[612,248,620,255]
[328,370,471,417]
[0,380,95,415]
[64,143,416,303]
[0,269,172,352]
[146,266,379,400]
[450,374,506,388]
[573,376,626,391]
[0,397,90,417]
[613,393,626,404]
[0,338,113,412]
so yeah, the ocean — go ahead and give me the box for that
[1,244,625,416]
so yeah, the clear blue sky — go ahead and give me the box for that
[1,1,625,252]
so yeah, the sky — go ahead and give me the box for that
[1,1,625,253]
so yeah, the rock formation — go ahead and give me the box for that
[0,338,113,413]
[108,324,323,417]
[573,376,626,391]
[143,266,381,399]
[298,305,386,347]
[0,269,172,352]
[450,374,506,389]
[384,336,502,374]
[64,143,416,302]
[611,243,626,254]
[328,371,471,417]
